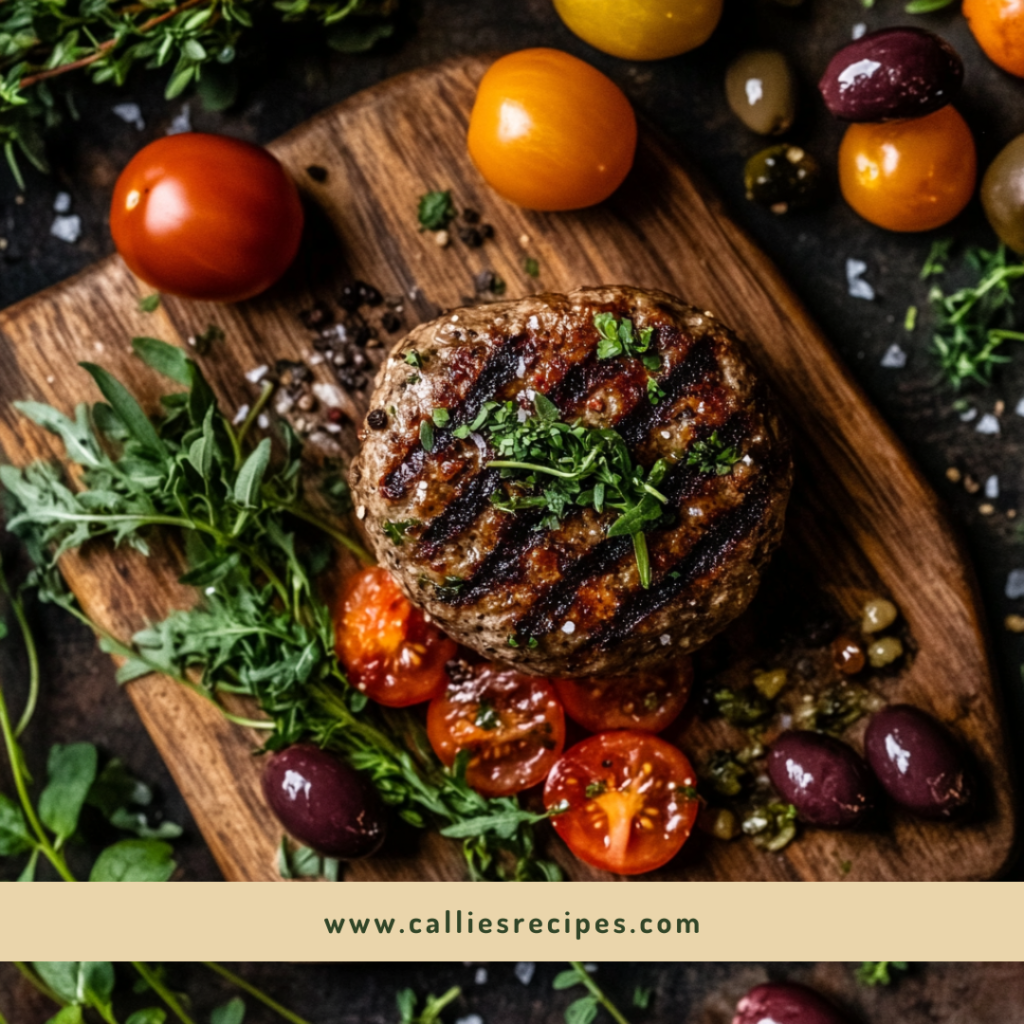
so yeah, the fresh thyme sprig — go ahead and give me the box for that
[457,391,669,588]
[0,0,396,187]
[923,243,1024,390]
[1,338,560,881]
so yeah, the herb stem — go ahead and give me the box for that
[948,266,1024,325]
[0,555,40,738]
[235,379,275,458]
[132,963,198,1024]
[280,503,375,565]
[488,456,597,480]
[203,962,315,1024]
[567,964,631,1024]
[12,962,66,1006]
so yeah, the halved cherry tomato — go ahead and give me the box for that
[838,106,977,233]
[467,48,637,211]
[553,659,692,734]
[964,0,1024,78]
[552,0,723,61]
[334,566,457,708]
[110,133,304,303]
[427,663,565,797]
[544,731,699,875]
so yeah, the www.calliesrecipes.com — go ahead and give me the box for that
[323,911,699,939]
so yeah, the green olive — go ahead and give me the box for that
[744,144,822,214]
[981,134,1024,254]
[725,50,797,136]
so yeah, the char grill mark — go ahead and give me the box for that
[419,468,502,550]
[592,469,777,650]
[437,510,549,605]
[380,332,530,499]
[614,335,719,448]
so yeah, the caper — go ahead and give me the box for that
[744,144,822,214]
[981,134,1024,255]
[726,50,797,136]
[753,667,787,699]
[867,636,904,668]
[861,597,898,633]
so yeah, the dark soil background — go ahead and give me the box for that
[3,962,1024,1024]
[1,0,1023,880]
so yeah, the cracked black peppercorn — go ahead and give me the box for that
[305,165,328,183]
[367,409,388,430]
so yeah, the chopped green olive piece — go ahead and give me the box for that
[744,144,823,214]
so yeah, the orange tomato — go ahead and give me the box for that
[838,106,977,233]
[110,133,304,303]
[964,0,1024,78]
[467,48,637,211]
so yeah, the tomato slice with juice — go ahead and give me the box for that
[427,663,566,797]
[544,731,699,875]
[334,566,457,707]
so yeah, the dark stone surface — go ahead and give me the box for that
[3,963,1024,1024]
[1,1,1023,880]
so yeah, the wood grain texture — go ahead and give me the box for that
[0,56,1014,881]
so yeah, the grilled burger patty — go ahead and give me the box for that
[350,286,793,677]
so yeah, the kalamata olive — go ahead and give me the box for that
[864,705,974,820]
[768,731,876,828]
[262,743,386,859]
[819,28,963,122]
[726,51,797,135]
[981,134,1024,254]
[733,982,852,1024]
[744,145,823,214]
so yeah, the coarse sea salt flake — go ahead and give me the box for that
[515,963,535,986]
[232,404,250,425]
[880,344,906,368]
[852,23,867,39]
[245,364,269,384]
[475,968,488,985]
[562,621,576,634]
[1007,569,1024,600]
[50,214,81,244]
[846,258,875,300]
[1016,395,1024,418]
[660,634,671,646]
[960,407,978,422]
[53,192,71,213]
[313,382,345,408]
[166,104,191,135]
[257,413,270,430]
[985,475,999,499]
[112,102,145,130]
[976,413,1000,435]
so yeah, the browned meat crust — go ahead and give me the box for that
[349,286,793,676]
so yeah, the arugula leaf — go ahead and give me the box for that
[234,437,272,508]
[89,838,176,881]
[80,362,167,459]
[46,1008,85,1024]
[0,792,34,855]
[39,742,98,841]
[133,337,191,386]
[210,997,246,1024]
[553,970,582,991]
[138,295,161,313]
[565,997,599,1024]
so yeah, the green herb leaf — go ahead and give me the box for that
[80,362,167,459]
[565,996,600,1024]
[405,351,423,369]
[383,519,419,545]
[418,190,456,231]
[432,407,451,427]
[420,419,435,452]
[905,0,955,11]
[89,838,176,881]
[39,742,98,841]
[46,1008,85,1024]
[524,256,540,277]
[132,337,192,386]
[210,996,246,1024]
[126,1010,168,1024]
[234,437,272,508]
[856,962,909,987]
[0,791,35,855]
[686,431,742,476]
[553,970,582,991]
[633,988,652,1010]
[138,294,161,313]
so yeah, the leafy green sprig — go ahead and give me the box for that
[0,0,396,187]
[686,431,741,476]
[923,243,1024,390]
[396,986,461,1024]
[457,391,669,588]
[2,339,559,880]
[8,961,315,1024]
[593,313,661,372]
[553,964,631,1024]
[855,962,909,987]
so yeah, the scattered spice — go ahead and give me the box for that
[306,165,328,183]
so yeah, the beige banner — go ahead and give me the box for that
[2,882,1023,960]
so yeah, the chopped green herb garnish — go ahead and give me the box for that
[432,407,451,427]
[491,274,507,296]
[434,575,464,598]
[418,190,456,231]
[677,784,699,800]
[593,312,660,371]
[904,305,918,332]
[383,519,419,546]
[584,780,607,799]
[405,351,423,369]
[926,244,1024,390]
[713,686,770,727]
[524,256,540,277]
[475,700,500,731]
[406,374,421,385]
[921,238,953,280]
[632,988,652,1011]
[856,962,909,987]
[646,377,665,405]
[743,801,797,852]
[905,0,955,11]
[686,431,742,476]
[138,294,161,313]
[420,419,435,452]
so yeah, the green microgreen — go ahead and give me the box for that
[856,962,909,987]
[593,313,661,371]
[686,431,741,476]
[553,964,631,1024]
[138,295,161,314]
[474,700,500,731]
[418,190,456,232]
[397,986,461,1024]
[1,336,562,882]
[524,257,540,277]
[921,238,954,280]
[904,305,918,332]
[405,351,423,369]
[924,244,1024,389]
[464,390,669,588]
[383,519,419,546]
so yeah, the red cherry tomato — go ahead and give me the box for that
[467,48,637,211]
[110,133,304,302]
[838,106,977,233]
[334,566,457,708]
[544,731,699,875]
[554,660,692,734]
[427,663,566,797]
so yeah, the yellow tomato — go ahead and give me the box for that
[552,0,724,61]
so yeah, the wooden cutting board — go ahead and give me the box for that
[0,56,1014,882]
